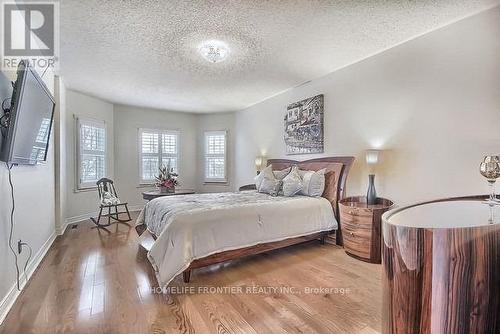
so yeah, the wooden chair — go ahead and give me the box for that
[90,178,132,228]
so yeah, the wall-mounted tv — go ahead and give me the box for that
[0,60,56,165]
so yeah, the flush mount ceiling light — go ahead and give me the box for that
[198,40,230,63]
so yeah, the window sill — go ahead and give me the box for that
[203,181,229,186]
[137,183,156,189]
[74,186,98,193]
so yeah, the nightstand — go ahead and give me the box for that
[338,196,394,263]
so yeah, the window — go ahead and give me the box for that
[30,117,51,162]
[139,129,179,183]
[76,118,106,189]
[204,130,227,183]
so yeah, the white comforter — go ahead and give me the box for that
[137,191,337,288]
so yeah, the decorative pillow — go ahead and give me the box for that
[282,167,303,197]
[101,191,120,205]
[298,168,326,197]
[258,176,281,196]
[254,165,273,189]
[273,167,291,181]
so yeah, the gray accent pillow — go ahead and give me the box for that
[298,168,326,197]
[254,165,273,189]
[273,167,291,181]
[282,167,303,197]
[258,176,281,196]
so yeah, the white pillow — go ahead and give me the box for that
[258,175,281,196]
[298,168,326,197]
[282,167,303,197]
[254,165,273,189]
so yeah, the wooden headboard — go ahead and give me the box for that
[267,156,355,220]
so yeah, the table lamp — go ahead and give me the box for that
[366,150,380,205]
[255,156,265,175]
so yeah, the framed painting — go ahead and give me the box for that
[284,94,324,155]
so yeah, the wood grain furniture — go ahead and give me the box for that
[137,156,355,283]
[382,196,500,334]
[339,196,394,263]
[142,189,195,200]
[90,178,132,228]
[180,157,354,282]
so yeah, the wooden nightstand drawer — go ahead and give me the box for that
[339,196,394,263]
[343,222,371,237]
[340,212,373,229]
[341,207,373,217]
[342,229,371,258]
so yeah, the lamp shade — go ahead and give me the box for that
[255,156,264,170]
[366,150,380,165]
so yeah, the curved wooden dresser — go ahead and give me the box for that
[382,197,500,334]
[339,196,394,263]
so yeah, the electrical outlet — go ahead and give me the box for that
[17,240,22,254]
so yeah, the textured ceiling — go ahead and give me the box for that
[60,0,500,113]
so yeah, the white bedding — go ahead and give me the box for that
[136,191,337,288]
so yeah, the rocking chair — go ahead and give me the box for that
[90,178,132,228]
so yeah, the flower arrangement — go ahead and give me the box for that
[155,165,179,193]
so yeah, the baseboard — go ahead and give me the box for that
[0,231,57,325]
[59,204,144,235]
[56,222,69,236]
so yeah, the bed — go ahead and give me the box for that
[136,157,354,287]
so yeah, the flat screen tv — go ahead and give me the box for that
[0,60,56,165]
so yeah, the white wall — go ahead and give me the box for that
[234,7,500,206]
[65,90,114,220]
[113,104,198,207]
[0,68,56,322]
[196,112,235,193]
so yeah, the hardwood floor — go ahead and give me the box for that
[0,213,382,334]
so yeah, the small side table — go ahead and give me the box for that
[382,196,499,333]
[142,189,195,201]
[238,184,256,191]
[338,196,394,263]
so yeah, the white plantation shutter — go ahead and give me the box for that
[139,129,179,183]
[77,118,106,189]
[161,133,178,173]
[141,132,158,154]
[204,130,227,182]
[30,117,52,162]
